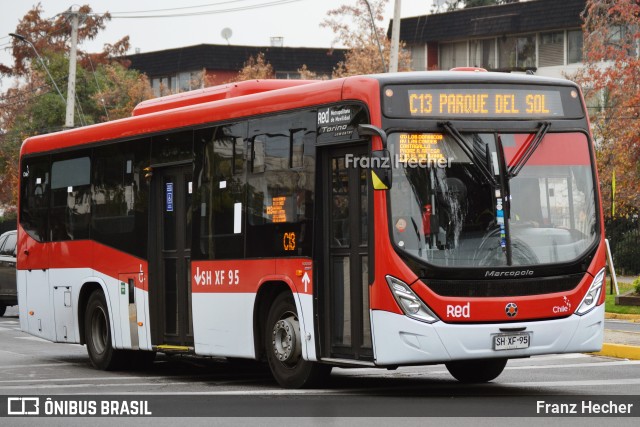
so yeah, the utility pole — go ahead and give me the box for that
[389,0,402,73]
[65,6,80,128]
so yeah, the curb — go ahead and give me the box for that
[594,343,640,360]
[605,312,640,322]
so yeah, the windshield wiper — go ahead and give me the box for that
[508,122,551,178]
[439,122,497,187]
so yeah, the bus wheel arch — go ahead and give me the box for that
[83,286,125,370]
[263,291,331,388]
[78,282,105,345]
[253,281,291,360]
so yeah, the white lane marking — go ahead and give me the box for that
[0,363,74,369]
[0,376,146,384]
[501,378,640,388]
[90,377,640,395]
[0,327,10,332]
[332,359,640,378]
[0,382,191,390]
[0,373,266,384]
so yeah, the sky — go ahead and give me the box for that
[0,0,435,84]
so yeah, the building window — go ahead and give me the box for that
[498,35,536,69]
[151,77,172,97]
[539,31,564,67]
[567,29,583,64]
[440,41,467,70]
[275,71,302,79]
[177,71,203,92]
[411,45,426,71]
[469,39,496,69]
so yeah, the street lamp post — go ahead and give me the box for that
[8,33,68,106]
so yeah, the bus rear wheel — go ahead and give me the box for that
[264,292,331,388]
[445,358,507,383]
[85,291,125,370]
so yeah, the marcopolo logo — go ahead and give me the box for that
[485,269,534,278]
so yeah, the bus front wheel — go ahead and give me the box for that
[445,358,508,383]
[85,291,125,370]
[264,292,331,388]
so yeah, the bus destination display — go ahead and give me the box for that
[383,85,583,119]
[408,89,563,118]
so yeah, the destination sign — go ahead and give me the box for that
[383,85,584,119]
[398,133,445,164]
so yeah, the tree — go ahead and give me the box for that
[321,0,412,78]
[573,0,640,217]
[0,4,153,209]
[233,53,274,82]
[0,4,123,77]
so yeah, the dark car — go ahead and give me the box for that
[0,230,17,316]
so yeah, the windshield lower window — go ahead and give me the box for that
[388,131,597,267]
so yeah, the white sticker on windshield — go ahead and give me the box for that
[492,152,500,175]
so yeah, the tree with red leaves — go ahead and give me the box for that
[0,4,152,211]
[321,0,412,77]
[573,0,640,217]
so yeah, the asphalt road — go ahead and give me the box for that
[1,305,640,425]
[605,319,640,333]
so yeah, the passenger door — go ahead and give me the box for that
[150,165,194,347]
[319,144,373,361]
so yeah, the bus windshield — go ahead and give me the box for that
[388,131,597,267]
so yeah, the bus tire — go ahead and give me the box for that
[85,291,125,370]
[265,292,331,388]
[445,358,507,383]
[0,304,6,317]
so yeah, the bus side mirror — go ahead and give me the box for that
[357,124,392,190]
[371,150,392,190]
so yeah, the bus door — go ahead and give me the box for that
[320,144,373,361]
[150,165,194,347]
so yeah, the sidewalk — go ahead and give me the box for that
[595,313,640,360]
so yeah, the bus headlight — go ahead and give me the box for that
[575,268,605,316]
[386,275,439,323]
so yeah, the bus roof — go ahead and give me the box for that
[20,77,350,156]
[20,71,579,157]
[132,79,317,116]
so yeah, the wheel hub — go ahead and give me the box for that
[271,316,301,364]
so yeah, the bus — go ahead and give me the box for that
[18,71,606,388]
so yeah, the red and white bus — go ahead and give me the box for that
[18,71,606,388]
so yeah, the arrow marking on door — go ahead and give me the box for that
[302,272,310,293]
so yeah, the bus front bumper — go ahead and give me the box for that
[371,304,604,366]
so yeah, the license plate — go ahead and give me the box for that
[493,333,530,350]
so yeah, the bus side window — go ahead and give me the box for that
[194,123,247,260]
[20,157,51,243]
[50,156,91,241]
[246,110,316,258]
[91,139,150,259]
